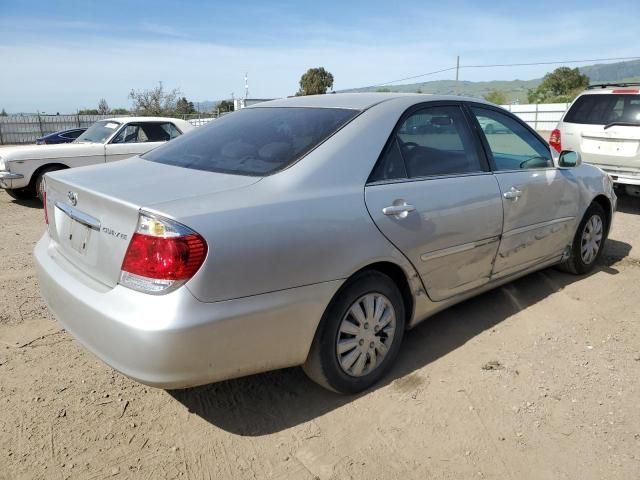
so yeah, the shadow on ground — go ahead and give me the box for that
[616,192,640,215]
[169,239,631,436]
[9,197,42,209]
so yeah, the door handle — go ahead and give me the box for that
[503,187,522,201]
[382,202,416,218]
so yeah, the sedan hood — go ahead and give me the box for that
[47,156,261,206]
[1,142,104,162]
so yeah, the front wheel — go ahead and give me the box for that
[559,202,607,275]
[35,166,64,202]
[303,270,405,394]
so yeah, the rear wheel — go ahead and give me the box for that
[303,270,405,394]
[559,202,607,275]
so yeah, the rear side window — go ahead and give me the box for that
[564,94,640,125]
[370,105,482,181]
[143,107,358,176]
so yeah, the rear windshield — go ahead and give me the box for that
[142,107,358,176]
[564,94,640,125]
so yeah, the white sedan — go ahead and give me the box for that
[0,117,193,201]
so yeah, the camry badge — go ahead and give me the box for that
[67,191,78,206]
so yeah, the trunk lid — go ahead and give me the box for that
[45,157,260,287]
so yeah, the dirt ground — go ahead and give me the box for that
[1,188,639,480]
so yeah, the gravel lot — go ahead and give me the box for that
[1,188,639,480]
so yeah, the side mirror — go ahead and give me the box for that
[558,150,582,168]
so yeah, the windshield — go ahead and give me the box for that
[142,107,359,176]
[75,120,121,143]
[564,94,640,126]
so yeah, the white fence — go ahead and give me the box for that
[500,103,569,132]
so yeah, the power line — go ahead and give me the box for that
[462,56,640,69]
[357,55,640,90]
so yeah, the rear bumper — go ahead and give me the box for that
[0,171,24,189]
[585,164,640,185]
[34,233,340,389]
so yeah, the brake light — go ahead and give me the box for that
[612,89,639,94]
[120,213,207,294]
[43,191,48,224]
[549,129,562,153]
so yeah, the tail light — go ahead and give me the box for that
[549,129,562,153]
[120,212,207,294]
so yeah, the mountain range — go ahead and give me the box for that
[195,59,640,109]
[338,59,640,103]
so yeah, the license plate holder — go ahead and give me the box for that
[67,219,91,254]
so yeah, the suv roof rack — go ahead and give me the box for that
[587,82,640,90]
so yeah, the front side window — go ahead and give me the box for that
[371,105,482,181]
[471,107,552,171]
[143,107,358,176]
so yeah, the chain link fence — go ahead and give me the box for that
[0,113,220,145]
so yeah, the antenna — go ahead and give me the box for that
[244,73,249,99]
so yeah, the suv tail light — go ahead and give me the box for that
[549,129,562,153]
[120,212,207,294]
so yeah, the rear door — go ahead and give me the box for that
[104,122,177,162]
[365,103,503,302]
[561,92,640,170]
[467,104,580,279]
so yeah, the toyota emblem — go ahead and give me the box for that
[67,191,78,207]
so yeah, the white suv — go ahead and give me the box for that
[551,83,640,197]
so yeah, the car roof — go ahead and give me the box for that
[250,92,494,110]
[101,116,189,123]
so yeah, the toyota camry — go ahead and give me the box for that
[35,93,616,394]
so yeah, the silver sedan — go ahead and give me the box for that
[35,93,616,394]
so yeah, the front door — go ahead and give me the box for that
[468,105,580,278]
[365,104,503,301]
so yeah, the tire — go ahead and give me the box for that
[4,187,36,200]
[303,270,405,394]
[35,166,64,203]
[559,202,607,275]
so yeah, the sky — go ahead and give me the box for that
[1,0,639,113]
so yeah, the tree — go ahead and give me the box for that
[97,98,110,115]
[217,100,234,113]
[78,109,99,115]
[297,67,334,96]
[415,88,423,94]
[111,108,130,115]
[175,97,196,115]
[128,82,180,116]
[0,108,7,116]
[527,67,589,103]
[375,88,391,93]
[484,89,507,105]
